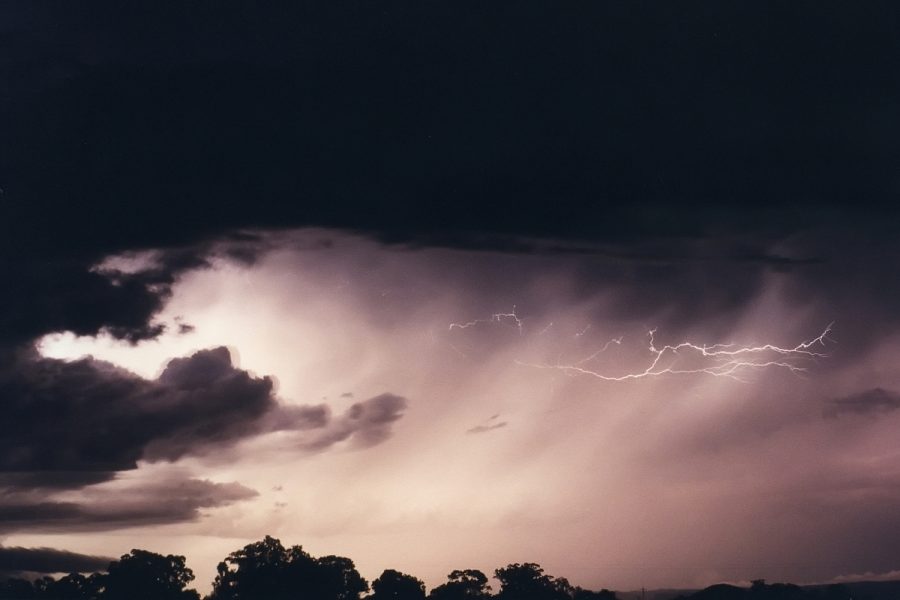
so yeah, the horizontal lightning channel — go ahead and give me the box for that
[449,307,524,335]
[518,324,833,382]
[448,307,833,382]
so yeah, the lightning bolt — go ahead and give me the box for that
[572,336,623,366]
[445,307,834,382]
[517,324,834,382]
[449,306,524,335]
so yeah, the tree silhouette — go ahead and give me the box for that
[207,535,368,600]
[572,587,617,600]
[428,569,492,600]
[0,577,36,599]
[495,563,571,600]
[30,573,105,600]
[1,571,107,599]
[102,549,199,600]
[209,536,295,600]
[371,569,426,600]
[4,540,856,600]
[314,555,370,600]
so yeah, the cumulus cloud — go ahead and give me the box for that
[0,340,408,533]
[0,346,408,481]
[0,347,275,475]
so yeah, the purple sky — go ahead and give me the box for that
[10,228,898,593]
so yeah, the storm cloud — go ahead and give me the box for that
[0,346,275,475]
[0,338,408,535]
[0,477,258,534]
[3,3,900,283]
[824,388,900,418]
[300,394,408,452]
[0,346,407,481]
[0,546,112,579]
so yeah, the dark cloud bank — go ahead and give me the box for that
[0,546,112,580]
[4,0,898,372]
[1,345,405,477]
[2,2,900,264]
[0,478,257,534]
[1,1,898,353]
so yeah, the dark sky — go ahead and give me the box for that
[2,2,900,593]
[3,1,899,256]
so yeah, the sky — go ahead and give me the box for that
[2,1,900,595]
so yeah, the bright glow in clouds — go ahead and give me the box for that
[31,229,900,593]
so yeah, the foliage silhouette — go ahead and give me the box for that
[572,588,617,600]
[0,537,874,600]
[207,535,368,600]
[32,573,103,600]
[0,549,192,600]
[428,569,492,600]
[494,563,572,600]
[371,569,426,600]
[102,549,199,600]
[0,577,37,599]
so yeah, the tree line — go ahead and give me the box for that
[0,535,613,600]
[0,536,855,600]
